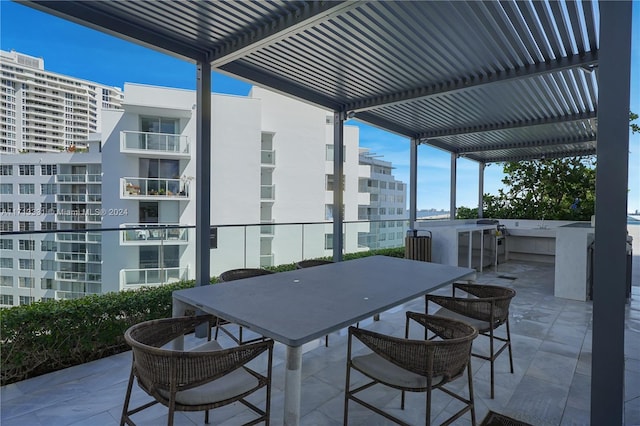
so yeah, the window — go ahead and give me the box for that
[0,295,14,305]
[325,204,333,220]
[41,260,56,271]
[379,181,387,189]
[41,164,57,175]
[325,144,346,162]
[0,183,12,194]
[19,277,35,288]
[19,184,35,194]
[41,240,56,251]
[41,184,57,195]
[41,221,57,230]
[397,208,404,215]
[41,202,57,214]
[19,259,35,269]
[18,239,35,251]
[19,296,34,305]
[325,174,345,191]
[19,165,35,175]
[324,233,333,250]
[0,164,12,175]
[41,278,55,290]
[0,221,13,231]
[0,276,13,287]
[0,258,13,269]
[19,221,35,231]
[0,202,12,213]
[397,183,404,191]
[19,202,35,214]
[0,239,13,250]
[379,208,386,215]
[389,182,396,190]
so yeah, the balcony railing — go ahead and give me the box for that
[56,174,102,183]
[120,266,189,288]
[120,131,189,155]
[120,223,189,245]
[121,177,189,199]
[56,252,102,262]
[261,149,275,165]
[260,184,275,200]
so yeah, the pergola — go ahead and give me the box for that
[18,1,632,424]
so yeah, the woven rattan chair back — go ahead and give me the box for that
[426,282,516,399]
[215,268,274,344]
[295,259,334,269]
[121,315,273,426]
[344,313,478,426]
[218,268,274,282]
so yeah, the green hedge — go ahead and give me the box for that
[0,247,404,385]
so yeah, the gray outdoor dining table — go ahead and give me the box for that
[172,255,475,425]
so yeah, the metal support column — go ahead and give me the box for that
[196,60,211,286]
[478,162,485,218]
[591,2,632,424]
[332,111,345,262]
[449,153,457,220]
[409,138,418,227]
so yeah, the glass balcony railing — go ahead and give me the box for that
[121,131,189,155]
[121,177,189,199]
[0,218,414,307]
[260,184,275,200]
[261,149,275,165]
[120,266,189,288]
[120,223,189,245]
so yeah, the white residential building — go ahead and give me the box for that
[0,50,123,153]
[358,150,408,249]
[0,83,407,307]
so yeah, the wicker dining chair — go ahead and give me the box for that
[215,268,274,345]
[121,315,273,426]
[295,259,334,346]
[426,282,516,399]
[344,313,479,426]
[294,259,334,269]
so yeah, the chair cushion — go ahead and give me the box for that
[434,307,491,332]
[158,339,259,406]
[159,366,259,406]
[352,353,443,389]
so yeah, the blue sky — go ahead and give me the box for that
[1,1,638,212]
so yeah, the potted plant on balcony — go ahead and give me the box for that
[180,175,193,196]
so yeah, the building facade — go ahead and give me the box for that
[0,50,123,153]
[0,83,407,307]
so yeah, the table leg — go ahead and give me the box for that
[171,298,186,350]
[284,345,303,425]
[467,231,473,269]
[479,230,484,272]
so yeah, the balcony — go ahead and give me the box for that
[120,177,190,200]
[119,223,189,245]
[119,266,189,288]
[55,174,101,183]
[260,184,275,201]
[56,271,101,283]
[55,252,102,263]
[261,149,275,166]
[120,131,189,157]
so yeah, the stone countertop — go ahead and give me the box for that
[507,228,556,238]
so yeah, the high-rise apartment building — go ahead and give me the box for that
[358,150,408,249]
[0,83,407,307]
[0,50,123,153]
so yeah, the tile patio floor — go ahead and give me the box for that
[2,259,639,426]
